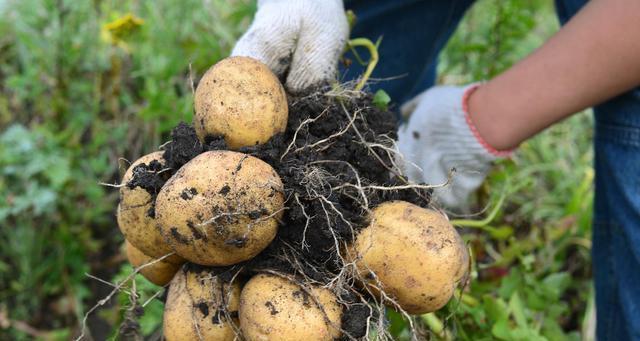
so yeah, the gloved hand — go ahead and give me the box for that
[397,84,513,211]
[231,0,349,92]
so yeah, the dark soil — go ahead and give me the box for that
[125,89,432,339]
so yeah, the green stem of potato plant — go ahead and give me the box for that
[450,183,508,229]
[422,313,444,335]
[422,313,452,340]
[347,38,379,91]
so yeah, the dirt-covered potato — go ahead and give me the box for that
[117,151,183,264]
[124,241,181,286]
[194,56,288,149]
[163,266,241,341]
[348,201,469,314]
[156,150,284,266]
[239,274,342,341]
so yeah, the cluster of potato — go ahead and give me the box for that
[116,56,469,340]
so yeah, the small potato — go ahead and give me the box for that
[348,201,469,314]
[194,56,288,149]
[124,241,181,286]
[239,274,342,341]
[163,266,241,341]
[117,152,183,264]
[156,150,284,266]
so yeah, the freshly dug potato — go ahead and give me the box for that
[194,56,288,149]
[117,151,183,264]
[239,274,342,341]
[156,150,284,266]
[124,241,181,286]
[163,267,241,341]
[347,201,469,314]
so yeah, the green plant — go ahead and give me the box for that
[0,0,252,338]
[0,124,95,340]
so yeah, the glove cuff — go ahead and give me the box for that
[462,84,515,158]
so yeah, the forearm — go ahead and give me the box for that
[469,0,640,150]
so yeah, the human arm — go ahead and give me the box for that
[469,0,640,150]
[399,0,640,210]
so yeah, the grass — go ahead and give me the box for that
[0,1,252,339]
[0,0,594,339]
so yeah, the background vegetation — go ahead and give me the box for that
[0,0,593,340]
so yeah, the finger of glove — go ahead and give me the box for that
[285,3,348,92]
[231,4,299,77]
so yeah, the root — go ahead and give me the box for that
[293,108,360,154]
[280,107,330,161]
[158,140,172,150]
[338,100,398,177]
[75,252,176,341]
[293,194,313,250]
[334,179,451,192]
[272,89,448,339]
[99,182,126,188]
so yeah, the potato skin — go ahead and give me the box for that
[194,56,288,150]
[239,274,342,341]
[124,241,181,286]
[348,201,469,314]
[117,152,183,264]
[155,150,284,266]
[163,267,241,341]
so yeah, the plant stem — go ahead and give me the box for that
[451,183,508,228]
[347,38,379,91]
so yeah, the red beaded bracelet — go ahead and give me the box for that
[462,84,515,158]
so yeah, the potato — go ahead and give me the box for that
[117,151,183,264]
[194,56,288,149]
[155,150,284,266]
[124,241,181,286]
[239,274,342,341]
[163,266,241,341]
[347,201,469,314]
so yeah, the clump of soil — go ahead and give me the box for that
[126,88,432,339]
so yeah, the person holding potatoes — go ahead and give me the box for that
[232,0,640,339]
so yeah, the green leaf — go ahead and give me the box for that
[483,295,509,323]
[386,309,408,337]
[508,292,528,329]
[498,269,522,299]
[542,272,572,299]
[491,318,512,340]
[541,317,568,341]
[372,89,391,110]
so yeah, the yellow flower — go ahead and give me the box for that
[102,13,144,49]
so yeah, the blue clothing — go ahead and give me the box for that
[342,1,640,340]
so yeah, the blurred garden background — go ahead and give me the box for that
[0,0,593,340]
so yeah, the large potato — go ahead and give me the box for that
[156,150,284,266]
[239,274,342,341]
[348,201,469,314]
[194,56,288,149]
[124,241,181,286]
[117,152,183,264]
[163,267,241,341]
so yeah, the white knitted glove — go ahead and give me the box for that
[397,84,513,211]
[231,0,349,92]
